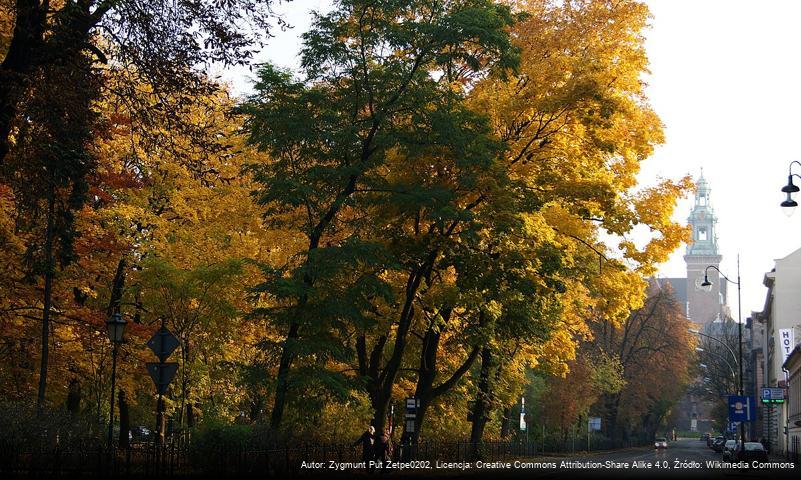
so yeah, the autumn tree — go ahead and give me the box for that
[0,0,289,413]
[693,319,739,429]
[244,0,519,431]
[453,0,693,447]
[0,0,284,164]
[536,353,625,443]
[593,280,694,443]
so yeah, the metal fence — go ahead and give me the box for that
[0,442,190,477]
[0,436,653,477]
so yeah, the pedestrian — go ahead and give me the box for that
[354,426,376,471]
[374,428,394,473]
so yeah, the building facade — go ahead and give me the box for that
[755,248,801,455]
[783,344,801,462]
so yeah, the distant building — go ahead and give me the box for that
[662,172,734,434]
[662,172,728,326]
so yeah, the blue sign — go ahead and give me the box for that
[727,395,754,422]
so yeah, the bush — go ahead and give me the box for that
[0,401,103,451]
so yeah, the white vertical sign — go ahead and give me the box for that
[779,328,794,365]
[519,397,526,431]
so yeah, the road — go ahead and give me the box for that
[313,438,798,480]
[466,437,800,479]
[498,437,796,479]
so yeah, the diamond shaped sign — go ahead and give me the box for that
[146,362,179,395]
[147,326,180,362]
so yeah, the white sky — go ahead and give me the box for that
[220,0,801,319]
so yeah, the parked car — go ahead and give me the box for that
[130,426,153,446]
[722,440,738,460]
[654,437,668,449]
[711,436,726,452]
[736,442,769,463]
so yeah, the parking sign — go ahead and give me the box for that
[727,395,754,422]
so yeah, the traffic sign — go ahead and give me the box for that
[761,387,786,404]
[728,395,754,422]
[147,327,180,362]
[146,362,179,395]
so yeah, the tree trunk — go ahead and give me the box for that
[180,337,191,427]
[118,389,130,449]
[404,308,479,444]
[500,407,511,438]
[107,258,126,316]
[66,378,81,414]
[270,321,299,429]
[469,347,493,458]
[0,1,47,165]
[36,188,55,415]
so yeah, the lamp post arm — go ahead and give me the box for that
[789,160,801,175]
[703,265,739,286]
[699,348,737,383]
[692,330,739,368]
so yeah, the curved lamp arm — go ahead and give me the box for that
[701,265,739,287]
[689,328,739,368]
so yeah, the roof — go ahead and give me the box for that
[661,278,687,306]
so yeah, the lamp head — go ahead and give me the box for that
[782,175,799,215]
[782,175,800,193]
[782,194,798,216]
[106,312,127,344]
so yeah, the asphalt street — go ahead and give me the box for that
[504,437,798,479]
[306,438,798,480]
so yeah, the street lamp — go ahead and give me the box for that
[688,328,739,368]
[696,347,737,381]
[699,256,745,442]
[106,312,127,451]
[779,160,801,215]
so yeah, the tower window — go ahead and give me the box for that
[699,194,706,206]
[698,228,707,241]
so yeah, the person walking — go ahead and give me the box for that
[354,426,376,471]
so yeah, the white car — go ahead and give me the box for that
[654,437,668,449]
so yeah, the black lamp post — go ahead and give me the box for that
[700,256,744,443]
[780,160,801,214]
[106,312,127,451]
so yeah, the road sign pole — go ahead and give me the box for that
[147,318,180,473]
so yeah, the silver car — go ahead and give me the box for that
[654,437,668,449]
[722,439,738,459]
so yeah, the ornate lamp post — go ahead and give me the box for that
[779,160,801,215]
[106,312,127,451]
[699,256,744,443]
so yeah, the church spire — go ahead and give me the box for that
[686,171,718,255]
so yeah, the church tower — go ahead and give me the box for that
[684,172,726,326]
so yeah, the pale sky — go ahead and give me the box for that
[220,0,801,319]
